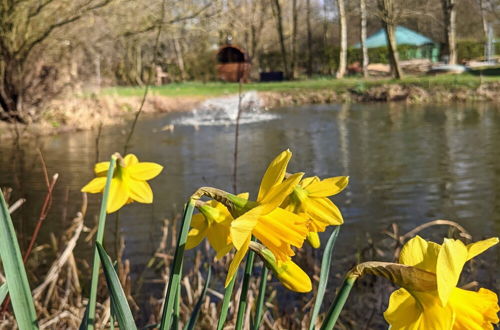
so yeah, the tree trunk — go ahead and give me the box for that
[290,0,298,79]
[306,0,313,77]
[0,57,23,121]
[360,0,369,78]
[442,0,457,64]
[271,0,289,79]
[384,22,404,79]
[336,0,347,78]
[173,37,187,81]
[378,0,403,79]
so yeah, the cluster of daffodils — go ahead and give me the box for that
[187,149,348,292]
[81,150,499,329]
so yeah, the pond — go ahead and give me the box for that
[1,100,499,323]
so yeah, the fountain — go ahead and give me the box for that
[172,91,278,126]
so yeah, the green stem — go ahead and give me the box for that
[252,266,268,329]
[86,155,117,330]
[159,199,195,330]
[320,276,357,330]
[216,273,236,330]
[235,247,255,330]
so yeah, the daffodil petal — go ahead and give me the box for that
[81,177,106,193]
[436,238,468,306]
[399,235,441,273]
[253,208,309,261]
[449,287,499,329]
[189,213,206,229]
[307,231,321,248]
[207,226,233,259]
[94,162,110,176]
[384,288,422,329]
[235,192,249,199]
[303,197,343,225]
[123,154,139,166]
[186,226,208,250]
[413,291,455,329]
[212,202,233,224]
[259,172,304,213]
[127,180,153,204]
[107,178,129,213]
[466,237,499,261]
[306,176,349,197]
[275,260,312,293]
[257,150,292,202]
[230,207,261,250]
[225,238,250,287]
[128,163,163,181]
[299,176,319,190]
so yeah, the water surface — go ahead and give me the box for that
[1,101,499,313]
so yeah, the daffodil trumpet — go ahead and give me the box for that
[282,173,349,248]
[249,241,312,293]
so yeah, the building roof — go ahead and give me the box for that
[354,26,434,48]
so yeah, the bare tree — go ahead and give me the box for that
[0,0,113,121]
[306,0,313,77]
[291,0,299,79]
[360,0,370,78]
[271,0,290,78]
[336,0,347,78]
[441,0,457,64]
[377,0,404,79]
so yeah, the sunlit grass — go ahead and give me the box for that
[101,74,499,98]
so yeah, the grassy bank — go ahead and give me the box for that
[102,74,499,98]
[1,74,499,141]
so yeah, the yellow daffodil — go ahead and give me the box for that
[250,241,312,292]
[186,194,248,259]
[81,154,163,213]
[384,235,499,329]
[282,176,348,247]
[225,150,309,286]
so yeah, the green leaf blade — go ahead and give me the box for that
[0,282,8,305]
[0,191,38,329]
[185,267,211,330]
[96,242,137,330]
[309,226,340,330]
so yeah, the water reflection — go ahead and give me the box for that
[0,102,499,297]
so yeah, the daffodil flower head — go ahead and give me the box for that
[283,175,348,248]
[186,198,241,259]
[383,235,499,329]
[250,241,312,293]
[225,149,309,286]
[81,153,163,213]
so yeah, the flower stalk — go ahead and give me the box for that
[85,153,117,330]
[320,275,357,330]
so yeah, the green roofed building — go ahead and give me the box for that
[354,26,440,62]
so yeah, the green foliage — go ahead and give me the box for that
[184,267,211,330]
[96,243,138,330]
[0,283,7,305]
[456,40,485,61]
[83,156,117,330]
[159,200,195,330]
[309,227,341,330]
[0,191,38,330]
[216,274,236,330]
[235,249,256,330]
[252,266,268,329]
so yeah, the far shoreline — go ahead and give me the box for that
[1,76,499,141]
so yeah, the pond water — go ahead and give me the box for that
[1,101,499,318]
